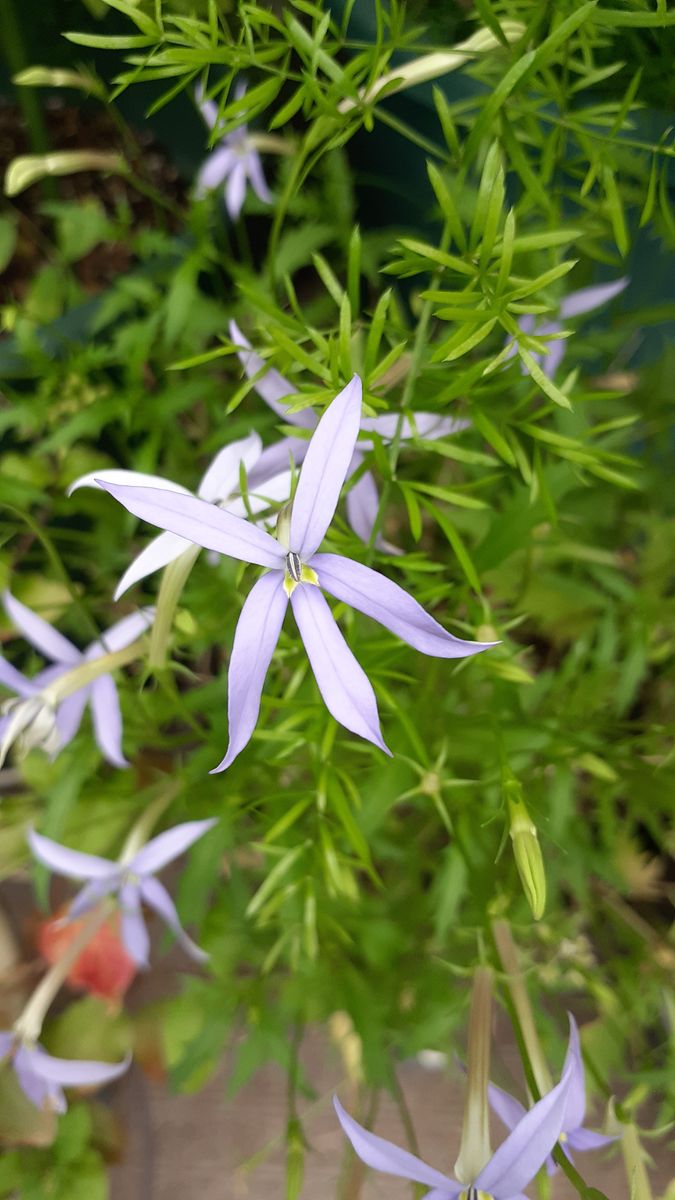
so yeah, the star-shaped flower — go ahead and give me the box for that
[488,1015,616,1175]
[96,377,495,768]
[334,1060,572,1200]
[69,432,292,599]
[195,82,272,220]
[28,820,217,968]
[0,1031,128,1113]
[0,594,152,768]
[231,320,470,552]
[511,277,628,378]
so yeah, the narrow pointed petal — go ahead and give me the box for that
[139,876,209,962]
[345,467,401,554]
[67,468,191,498]
[89,675,127,768]
[55,685,89,747]
[290,377,362,558]
[130,818,218,874]
[195,83,218,130]
[0,656,38,698]
[360,412,470,441]
[119,883,149,967]
[230,320,313,426]
[28,828,117,881]
[211,572,288,772]
[0,1031,14,1058]
[313,554,495,658]
[197,433,262,503]
[475,1066,572,1199]
[291,585,390,753]
[566,1128,617,1151]
[247,437,310,490]
[68,877,116,919]
[541,334,567,378]
[334,1098,461,1193]
[3,592,80,665]
[560,1014,587,1130]
[488,1081,528,1132]
[86,608,154,658]
[113,531,192,600]
[559,277,628,318]
[27,1043,129,1087]
[247,152,272,204]
[225,160,247,220]
[97,482,284,569]
[195,144,236,194]
[13,1045,54,1110]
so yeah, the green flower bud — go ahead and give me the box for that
[504,769,546,921]
[5,152,126,198]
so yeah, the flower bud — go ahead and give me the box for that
[5,152,126,198]
[12,66,105,98]
[505,770,546,921]
[455,967,492,1184]
[0,696,60,767]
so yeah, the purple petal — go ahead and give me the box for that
[55,685,89,747]
[247,152,272,204]
[475,1066,572,1199]
[130,818,218,875]
[89,674,127,768]
[225,160,247,220]
[540,335,567,378]
[230,321,313,427]
[68,877,117,919]
[227,468,293,520]
[561,1013,591,1134]
[559,277,628,318]
[212,571,288,772]
[3,591,80,665]
[333,1097,461,1193]
[0,1031,14,1059]
[197,433,262,503]
[566,1128,617,1152]
[0,655,38,698]
[28,828,117,880]
[27,1043,129,1088]
[195,144,236,194]
[290,585,390,754]
[114,531,193,600]
[247,437,310,490]
[345,467,401,554]
[139,875,209,962]
[119,882,150,967]
[13,1045,55,1110]
[86,608,153,658]
[68,468,191,498]
[290,377,362,558]
[360,412,470,442]
[312,554,495,658]
[195,82,218,130]
[488,1080,528,1132]
[97,482,284,569]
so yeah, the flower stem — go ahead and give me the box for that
[491,918,553,1094]
[43,638,147,706]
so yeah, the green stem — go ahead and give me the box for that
[1,0,50,161]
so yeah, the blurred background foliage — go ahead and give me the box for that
[0,0,673,1196]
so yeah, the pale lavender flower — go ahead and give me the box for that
[334,1062,573,1200]
[69,432,292,599]
[195,82,272,220]
[231,320,470,553]
[511,277,628,378]
[96,377,495,768]
[0,594,152,767]
[0,1031,128,1113]
[488,1015,617,1175]
[28,820,217,968]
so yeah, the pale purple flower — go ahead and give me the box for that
[69,432,292,600]
[0,1030,128,1113]
[511,277,628,378]
[488,1015,617,1175]
[195,82,272,220]
[28,820,217,968]
[231,320,470,553]
[96,377,495,769]
[0,594,152,767]
[334,1061,573,1199]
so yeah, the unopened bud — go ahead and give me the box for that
[506,775,546,920]
[0,696,60,767]
[12,66,105,98]
[455,967,492,1184]
[5,152,126,198]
